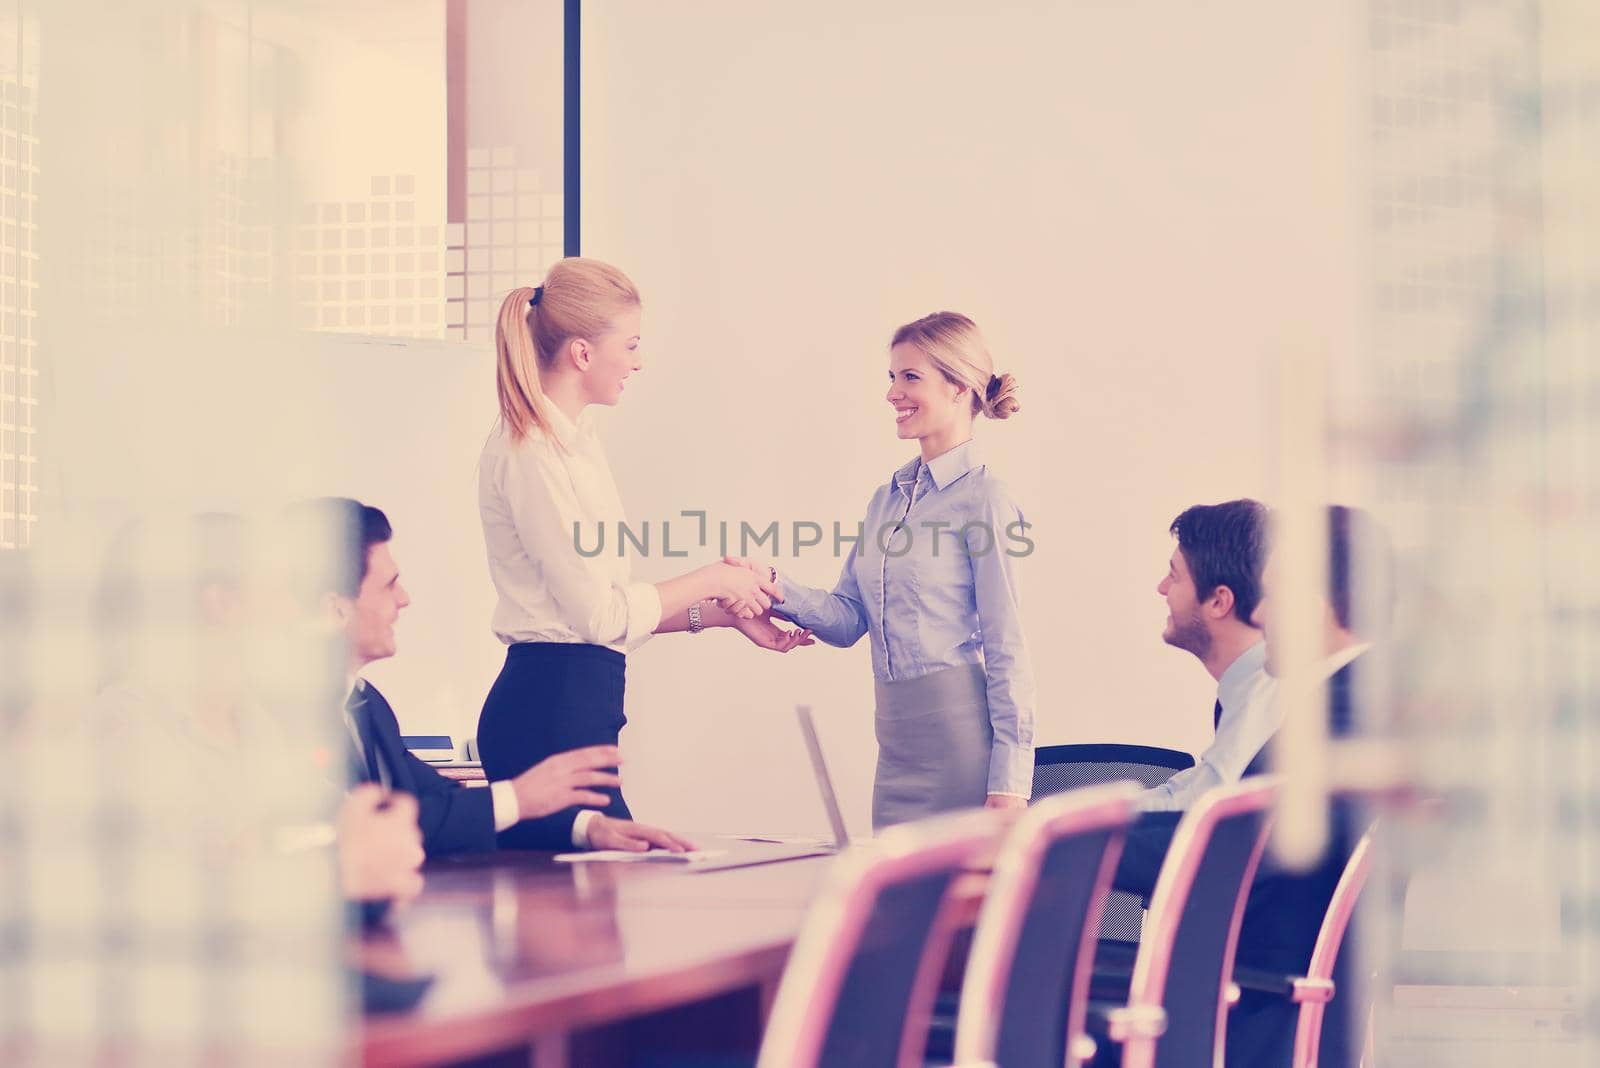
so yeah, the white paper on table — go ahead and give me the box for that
[553,849,729,863]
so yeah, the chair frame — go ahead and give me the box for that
[952,782,1143,1068]
[1235,821,1378,1068]
[756,809,1002,1068]
[1097,777,1279,1068]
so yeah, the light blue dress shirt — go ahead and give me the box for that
[1137,640,1279,812]
[772,441,1037,797]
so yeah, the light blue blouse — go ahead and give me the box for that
[772,440,1037,797]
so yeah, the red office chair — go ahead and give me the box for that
[756,809,1003,1068]
[951,782,1144,1068]
[1234,822,1378,1068]
[1087,778,1279,1068]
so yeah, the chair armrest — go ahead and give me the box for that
[1291,977,1335,1003]
[1233,967,1336,1004]
[1086,1001,1167,1043]
[1088,966,1133,1003]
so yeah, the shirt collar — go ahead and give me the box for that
[1321,641,1371,680]
[893,440,979,497]
[1216,639,1268,715]
[891,455,922,497]
[541,403,581,449]
[926,439,979,490]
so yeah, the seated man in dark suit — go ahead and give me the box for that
[303,496,691,857]
[1108,505,1390,1068]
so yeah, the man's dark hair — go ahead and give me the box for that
[1170,499,1269,625]
[283,497,392,602]
[1328,505,1394,637]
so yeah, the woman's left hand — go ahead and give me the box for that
[984,794,1028,811]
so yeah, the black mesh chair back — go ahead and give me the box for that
[1091,779,1276,1068]
[757,810,1000,1068]
[1152,808,1268,1067]
[817,871,960,1066]
[1033,744,1196,943]
[953,783,1142,1068]
[1032,744,1196,797]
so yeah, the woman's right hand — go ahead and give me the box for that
[704,561,781,619]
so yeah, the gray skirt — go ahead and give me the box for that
[872,663,992,831]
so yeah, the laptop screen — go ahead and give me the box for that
[796,705,851,849]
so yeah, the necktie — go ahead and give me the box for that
[1213,698,1224,731]
[348,691,386,785]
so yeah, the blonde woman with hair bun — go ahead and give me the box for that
[737,311,1037,830]
[476,257,810,850]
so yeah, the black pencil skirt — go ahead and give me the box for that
[477,641,630,848]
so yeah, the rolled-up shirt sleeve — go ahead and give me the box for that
[969,483,1036,798]
[772,539,871,648]
[499,447,662,651]
[1138,761,1222,812]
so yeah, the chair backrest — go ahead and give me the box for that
[1033,744,1197,943]
[1127,778,1277,1068]
[1292,820,1378,1067]
[1032,744,1196,796]
[953,782,1143,1068]
[757,809,1002,1068]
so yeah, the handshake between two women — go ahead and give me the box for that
[691,555,815,655]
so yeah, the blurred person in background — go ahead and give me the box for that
[338,785,425,926]
[0,547,33,740]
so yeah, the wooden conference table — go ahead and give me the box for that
[357,843,989,1067]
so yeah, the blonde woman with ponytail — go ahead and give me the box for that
[477,258,808,848]
[737,311,1036,830]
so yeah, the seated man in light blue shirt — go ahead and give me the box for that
[1139,499,1277,812]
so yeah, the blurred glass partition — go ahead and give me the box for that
[0,4,37,551]
[2,1,566,1062]
[1301,0,1600,1063]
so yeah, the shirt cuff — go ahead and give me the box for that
[987,745,1035,799]
[624,580,664,652]
[572,809,598,848]
[769,576,814,624]
[490,780,519,831]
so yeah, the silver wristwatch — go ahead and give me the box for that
[688,601,705,634]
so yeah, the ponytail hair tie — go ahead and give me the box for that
[986,373,1002,399]
[529,286,544,307]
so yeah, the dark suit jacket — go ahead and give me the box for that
[351,682,574,856]
[1111,657,1366,1068]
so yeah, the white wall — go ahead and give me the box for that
[573,1,1357,834]
[43,3,1357,839]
